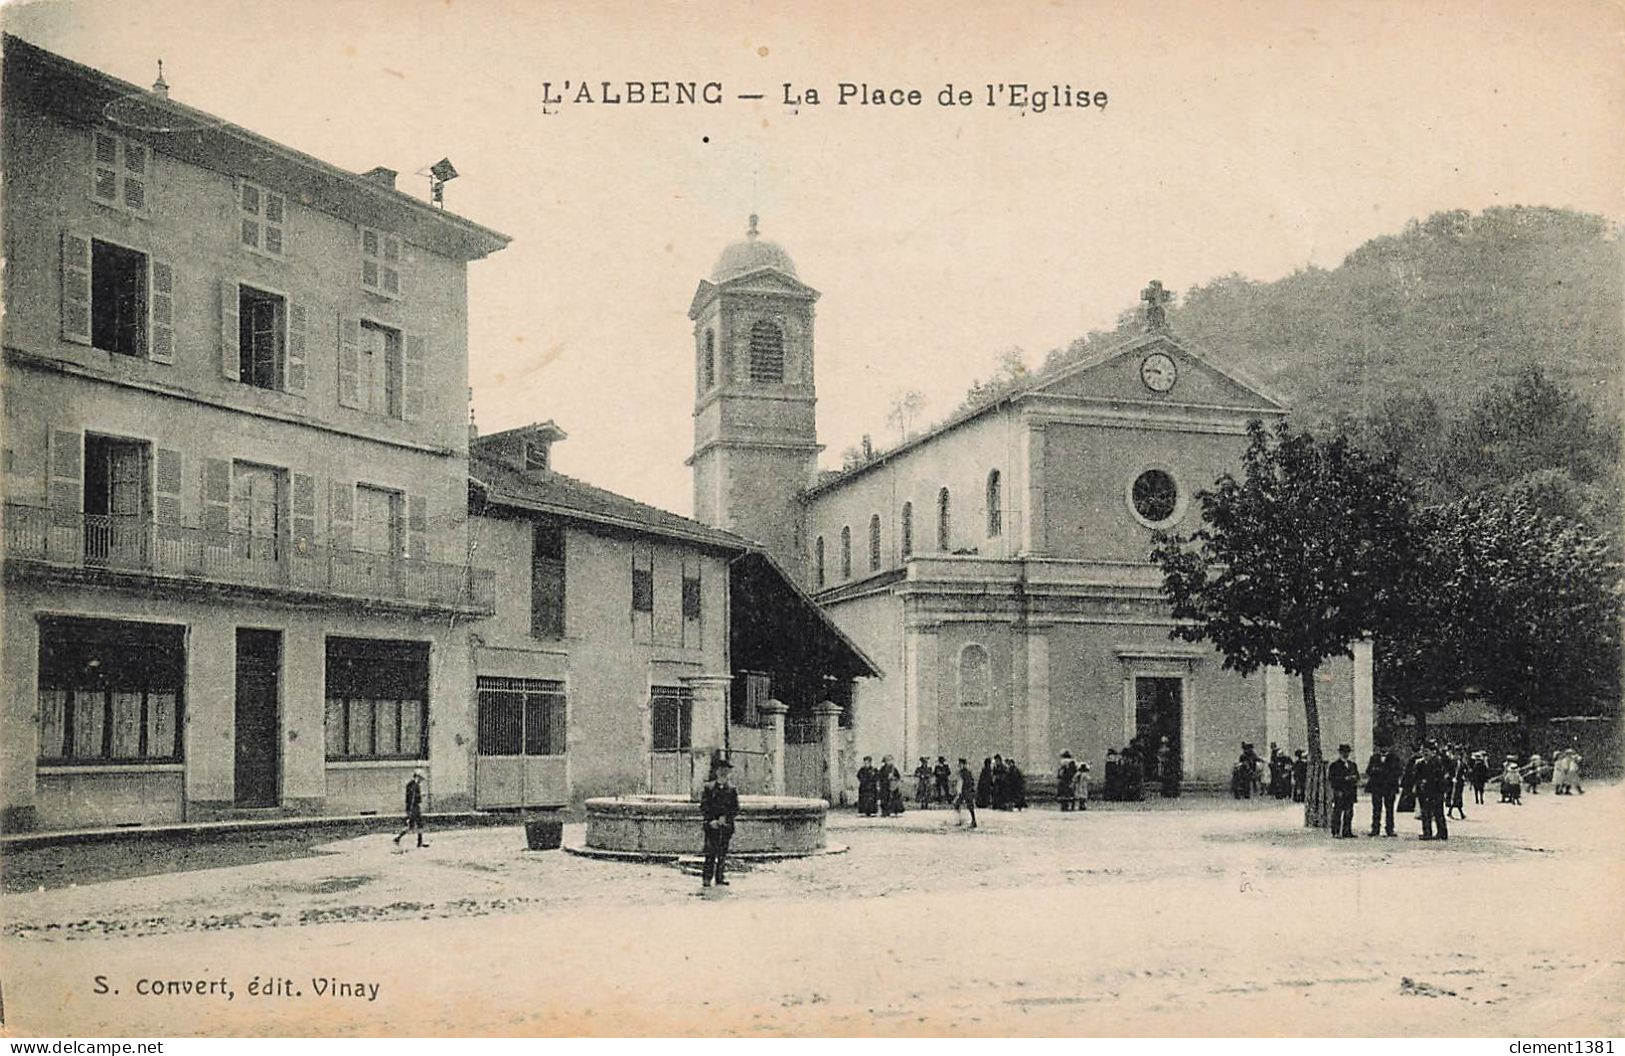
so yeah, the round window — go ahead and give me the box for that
[1131,469,1179,525]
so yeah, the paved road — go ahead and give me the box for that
[4,788,1620,1036]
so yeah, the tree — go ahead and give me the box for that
[1372,505,1468,740]
[1150,421,1420,823]
[955,346,1030,414]
[885,389,925,443]
[1440,491,1621,724]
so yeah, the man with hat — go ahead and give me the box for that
[393,768,428,850]
[700,756,740,887]
[1365,740,1405,837]
[1327,743,1360,838]
[1415,739,1450,840]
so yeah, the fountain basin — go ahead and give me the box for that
[568,794,838,861]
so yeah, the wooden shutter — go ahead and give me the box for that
[329,479,353,550]
[336,314,361,408]
[202,458,232,541]
[402,333,425,421]
[406,494,427,560]
[60,231,92,345]
[121,140,148,213]
[264,192,285,256]
[219,279,240,380]
[291,473,316,554]
[91,132,119,205]
[285,302,308,395]
[154,448,183,528]
[47,429,83,520]
[148,259,175,364]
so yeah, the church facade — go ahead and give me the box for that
[688,220,1373,797]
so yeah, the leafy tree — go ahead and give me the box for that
[1440,491,1621,723]
[1372,505,1468,739]
[1151,421,1420,785]
[955,346,1031,414]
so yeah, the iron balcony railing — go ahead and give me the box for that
[3,504,495,614]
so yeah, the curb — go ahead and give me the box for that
[0,810,534,851]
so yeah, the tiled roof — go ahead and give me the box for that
[469,452,752,552]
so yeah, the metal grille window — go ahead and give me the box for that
[937,487,952,550]
[324,638,428,760]
[869,514,882,571]
[650,686,693,751]
[840,526,852,579]
[901,502,913,558]
[748,319,784,383]
[37,617,185,764]
[476,677,566,756]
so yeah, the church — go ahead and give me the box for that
[687,218,1373,797]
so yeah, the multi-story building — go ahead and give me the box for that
[466,422,876,806]
[0,35,510,831]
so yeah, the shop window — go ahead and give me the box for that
[324,637,429,760]
[37,617,184,764]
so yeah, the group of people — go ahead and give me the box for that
[1101,733,1182,801]
[860,753,1034,817]
[1323,737,1588,841]
[1231,742,1311,802]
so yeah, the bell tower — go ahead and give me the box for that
[687,215,821,584]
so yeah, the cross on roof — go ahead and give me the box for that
[1141,279,1172,332]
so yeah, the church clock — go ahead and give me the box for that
[1140,352,1177,393]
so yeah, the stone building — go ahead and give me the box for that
[468,422,875,807]
[0,36,509,830]
[688,221,1374,796]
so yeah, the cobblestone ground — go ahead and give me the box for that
[3,787,1621,1036]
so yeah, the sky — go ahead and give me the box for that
[6,0,1623,516]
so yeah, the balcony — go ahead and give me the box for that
[3,504,495,615]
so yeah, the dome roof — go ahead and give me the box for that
[711,214,798,282]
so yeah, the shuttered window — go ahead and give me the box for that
[749,320,785,383]
[90,131,149,216]
[531,523,566,639]
[360,227,402,297]
[900,502,913,558]
[869,514,882,571]
[238,179,287,257]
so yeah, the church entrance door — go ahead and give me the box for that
[1134,676,1183,779]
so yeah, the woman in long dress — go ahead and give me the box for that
[856,756,879,816]
[976,758,994,808]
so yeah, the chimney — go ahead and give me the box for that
[362,166,397,189]
[861,434,873,459]
[151,60,169,99]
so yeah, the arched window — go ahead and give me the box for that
[814,537,825,589]
[959,644,990,707]
[868,514,881,571]
[840,526,852,579]
[986,469,1002,537]
[900,502,913,558]
[937,487,951,551]
[701,329,716,390]
[749,319,784,383]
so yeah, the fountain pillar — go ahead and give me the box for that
[760,698,788,795]
[815,699,844,804]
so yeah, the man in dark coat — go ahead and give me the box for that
[393,768,428,849]
[1057,751,1079,812]
[933,756,953,805]
[1327,744,1360,838]
[976,758,994,808]
[1415,740,1450,841]
[1006,758,1027,809]
[1366,741,1404,837]
[1291,749,1309,802]
[700,758,740,887]
[991,755,1008,809]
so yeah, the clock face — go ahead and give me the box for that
[1140,352,1178,393]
